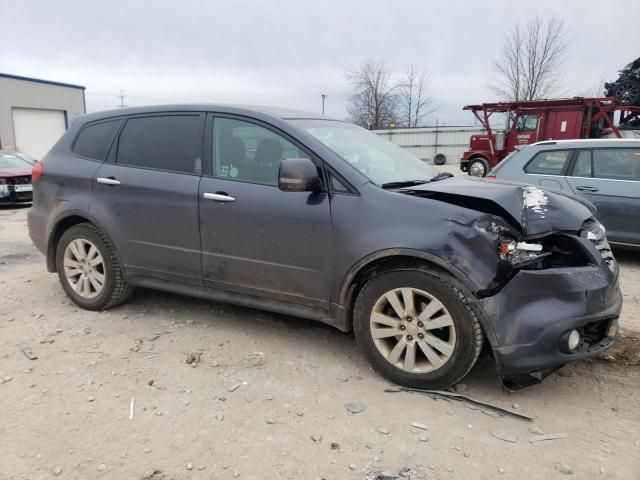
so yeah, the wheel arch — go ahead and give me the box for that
[337,249,483,332]
[46,212,120,274]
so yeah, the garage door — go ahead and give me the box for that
[13,108,66,160]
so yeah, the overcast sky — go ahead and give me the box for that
[2,0,639,124]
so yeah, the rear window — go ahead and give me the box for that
[593,148,640,181]
[524,150,570,175]
[116,115,203,174]
[73,119,122,160]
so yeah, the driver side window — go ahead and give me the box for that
[516,115,538,132]
[212,118,309,186]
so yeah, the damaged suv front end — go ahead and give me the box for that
[403,179,621,388]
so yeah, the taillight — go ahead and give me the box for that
[32,162,43,182]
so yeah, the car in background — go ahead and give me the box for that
[0,150,37,166]
[488,139,640,249]
[0,152,33,204]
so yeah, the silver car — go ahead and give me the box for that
[489,139,640,248]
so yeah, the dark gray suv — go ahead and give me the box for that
[28,105,622,389]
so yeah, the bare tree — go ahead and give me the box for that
[346,59,398,129]
[491,16,567,101]
[581,74,608,98]
[398,65,436,127]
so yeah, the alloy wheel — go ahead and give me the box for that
[369,287,457,373]
[63,238,106,299]
[469,161,486,177]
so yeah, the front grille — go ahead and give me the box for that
[9,175,31,185]
[581,219,615,271]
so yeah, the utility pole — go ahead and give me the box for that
[321,94,327,114]
[117,90,127,108]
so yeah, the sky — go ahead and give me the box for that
[2,0,639,125]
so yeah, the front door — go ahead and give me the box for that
[198,115,333,307]
[90,113,205,284]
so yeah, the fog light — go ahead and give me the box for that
[567,329,581,351]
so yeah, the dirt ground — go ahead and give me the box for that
[1,201,639,480]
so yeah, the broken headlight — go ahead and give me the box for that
[581,219,615,271]
[499,240,551,268]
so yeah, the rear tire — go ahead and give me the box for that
[55,223,133,310]
[468,157,489,177]
[353,268,483,389]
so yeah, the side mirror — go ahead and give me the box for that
[278,158,322,193]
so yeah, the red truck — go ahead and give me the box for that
[460,97,640,176]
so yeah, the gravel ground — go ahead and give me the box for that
[1,199,639,480]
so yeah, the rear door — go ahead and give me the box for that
[90,113,205,284]
[522,149,572,191]
[565,147,640,245]
[198,115,333,307]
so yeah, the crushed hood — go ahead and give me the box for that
[403,177,594,236]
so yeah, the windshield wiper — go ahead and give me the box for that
[381,179,430,189]
[429,172,454,182]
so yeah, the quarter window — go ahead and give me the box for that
[116,115,203,174]
[73,119,122,160]
[212,118,310,186]
[593,148,640,181]
[524,150,571,175]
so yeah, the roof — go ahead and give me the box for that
[532,138,640,147]
[78,104,335,123]
[0,72,86,90]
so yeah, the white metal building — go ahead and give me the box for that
[0,73,86,160]
[373,125,485,164]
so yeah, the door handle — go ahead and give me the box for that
[97,177,121,186]
[203,192,235,202]
[575,186,599,192]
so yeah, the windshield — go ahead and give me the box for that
[292,120,437,185]
[0,153,31,169]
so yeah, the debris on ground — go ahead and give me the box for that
[18,343,38,360]
[528,433,568,443]
[385,387,533,421]
[410,422,428,431]
[528,426,544,435]
[555,463,574,475]
[330,442,340,450]
[244,351,266,368]
[344,401,366,414]
[185,350,203,366]
[492,431,518,443]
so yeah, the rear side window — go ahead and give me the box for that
[524,150,570,175]
[73,120,121,160]
[116,115,203,174]
[593,148,640,181]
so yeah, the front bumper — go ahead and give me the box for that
[459,159,469,172]
[478,262,621,386]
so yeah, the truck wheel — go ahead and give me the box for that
[353,268,484,389]
[614,79,640,105]
[468,158,489,177]
[56,223,133,311]
[434,153,447,165]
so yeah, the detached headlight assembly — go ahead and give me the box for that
[499,239,551,268]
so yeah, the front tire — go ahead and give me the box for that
[55,223,133,310]
[468,158,489,177]
[353,269,483,389]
